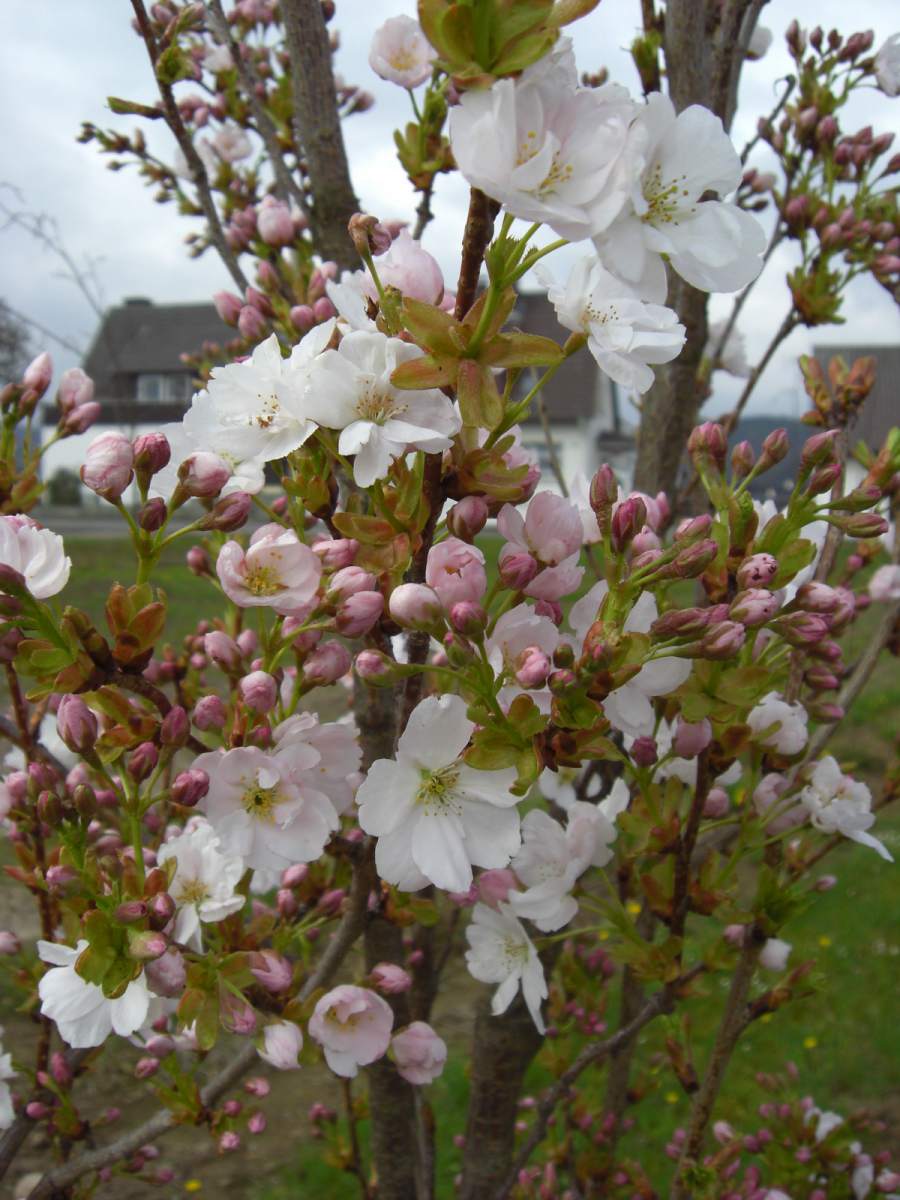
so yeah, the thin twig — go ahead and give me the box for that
[131,0,248,292]
[536,390,569,498]
[412,181,436,241]
[722,310,799,438]
[203,0,310,219]
[495,967,705,1200]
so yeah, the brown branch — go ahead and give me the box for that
[130,0,248,292]
[0,1049,93,1182]
[670,934,763,1198]
[280,0,359,267]
[27,850,374,1198]
[413,181,436,242]
[454,188,498,320]
[0,714,66,776]
[204,0,310,219]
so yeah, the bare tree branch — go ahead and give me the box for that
[130,0,249,293]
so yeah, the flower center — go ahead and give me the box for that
[355,380,402,425]
[177,878,210,904]
[415,764,462,816]
[500,935,528,971]
[252,393,280,429]
[389,47,417,71]
[241,780,281,822]
[641,163,692,226]
[244,564,282,596]
[517,131,574,198]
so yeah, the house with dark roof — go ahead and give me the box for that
[40,293,623,491]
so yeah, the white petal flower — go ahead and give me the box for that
[759,937,792,971]
[706,319,750,378]
[369,15,436,89]
[465,902,548,1032]
[485,603,560,714]
[874,33,900,97]
[0,1031,16,1131]
[449,40,636,241]
[157,817,246,950]
[356,694,520,893]
[38,941,150,1048]
[306,330,460,486]
[538,256,684,393]
[272,712,362,815]
[508,810,581,932]
[800,757,893,861]
[594,93,765,298]
[0,516,70,599]
[747,693,808,756]
[195,744,340,873]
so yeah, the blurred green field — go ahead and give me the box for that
[28,536,900,1195]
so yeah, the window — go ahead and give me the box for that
[135,373,194,404]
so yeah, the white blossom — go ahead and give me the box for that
[356,694,520,893]
[157,817,246,950]
[593,93,766,300]
[759,937,792,971]
[747,693,809,756]
[195,744,341,873]
[0,1031,15,1130]
[305,330,460,487]
[38,941,150,1048]
[449,40,636,241]
[874,33,900,97]
[800,757,892,861]
[0,516,70,599]
[538,256,684,393]
[369,15,436,89]
[465,902,548,1032]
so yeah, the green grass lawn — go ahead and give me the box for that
[26,536,900,1194]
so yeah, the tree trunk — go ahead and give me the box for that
[458,992,546,1200]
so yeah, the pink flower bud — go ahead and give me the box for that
[354,649,393,680]
[250,949,293,992]
[313,538,358,570]
[336,590,384,636]
[589,464,618,527]
[128,930,168,961]
[239,670,278,713]
[476,868,516,908]
[133,432,171,481]
[610,496,647,553]
[771,611,830,646]
[630,736,657,767]
[277,887,298,918]
[498,551,539,591]
[138,498,167,531]
[290,304,315,333]
[698,621,746,659]
[194,694,228,730]
[688,422,727,472]
[446,496,489,542]
[171,768,209,808]
[313,297,336,322]
[177,452,230,499]
[219,1131,241,1153]
[370,962,412,994]
[325,568,375,606]
[204,630,242,671]
[674,514,713,544]
[671,539,718,579]
[737,554,778,588]
[703,787,729,818]
[723,924,746,946]
[127,741,158,782]
[201,491,253,532]
[220,991,257,1035]
[0,931,21,954]
[730,588,780,627]
[713,1120,735,1145]
[81,431,134,500]
[300,640,350,686]
[115,900,149,924]
[213,291,243,325]
[135,1056,160,1079]
[57,367,94,412]
[257,196,296,246]
[449,601,487,639]
[145,947,187,997]
[389,583,444,632]
[237,305,268,341]
[515,646,551,689]
[244,1077,271,1097]
[56,694,98,755]
[23,351,53,398]
[674,718,712,758]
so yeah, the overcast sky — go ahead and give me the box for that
[2,1,898,419]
